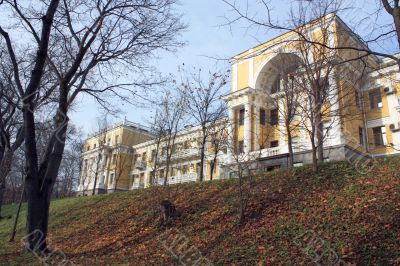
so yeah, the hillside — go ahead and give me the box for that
[0,158,399,265]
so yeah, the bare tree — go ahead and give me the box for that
[157,91,187,186]
[113,147,134,191]
[222,114,269,224]
[0,0,185,251]
[222,0,400,70]
[223,0,365,171]
[178,67,229,182]
[208,119,228,181]
[54,125,83,198]
[148,110,168,185]
[263,55,302,168]
[88,117,110,195]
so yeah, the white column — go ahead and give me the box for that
[227,108,235,162]
[97,150,108,189]
[255,105,260,151]
[244,103,251,154]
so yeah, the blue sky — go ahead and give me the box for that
[70,0,265,136]
[69,0,396,136]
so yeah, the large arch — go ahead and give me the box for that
[254,53,303,95]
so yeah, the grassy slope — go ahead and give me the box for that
[0,157,399,265]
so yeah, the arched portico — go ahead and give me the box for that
[254,53,302,95]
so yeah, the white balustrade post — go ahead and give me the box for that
[227,108,235,162]
[244,103,251,154]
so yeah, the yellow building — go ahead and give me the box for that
[78,120,154,195]
[222,13,400,172]
[78,13,400,195]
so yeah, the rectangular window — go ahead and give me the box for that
[239,109,245,126]
[373,126,386,147]
[93,143,97,149]
[260,108,266,126]
[112,154,116,164]
[272,74,280,94]
[291,136,299,145]
[182,165,188,175]
[318,77,329,102]
[238,140,244,153]
[151,150,156,161]
[270,109,279,126]
[270,140,279,147]
[369,89,382,109]
[109,173,114,185]
[355,91,362,109]
[359,127,364,146]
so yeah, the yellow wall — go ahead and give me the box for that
[237,61,249,90]
[367,125,394,155]
[364,87,390,121]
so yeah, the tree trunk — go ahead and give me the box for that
[209,156,217,181]
[199,148,205,182]
[316,118,324,163]
[286,123,294,168]
[25,183,51,252]
[0,183,5,219]
[238,173,245,225]
[199,127,207,182]
[9,181,24,242]
[25,90,68,252]
[311,140,318,172]
[315,87,324,164]
[0,149,14,218]
[21,0,60,253]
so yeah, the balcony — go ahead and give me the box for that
[156,173,198,186]
[132,182,145,189]
[159,148,199,162]
[135,160,147,170]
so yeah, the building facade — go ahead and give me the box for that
[77,14,400,195]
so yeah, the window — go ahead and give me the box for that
[270,140,279,148]
[182,165,188,175]
[369,89,382,109]
[271,74,281,93]
[159,169,164,179]
[355,91,362,109]
[142,152,147,161]
[107,138,111,145]
[373,126,386,147]
[270,109,279,126]
[260,108,266,126]
[291,136,299,145]
[93,143,97,149]
[115,135,120,144]
[112,154,117,164]
[109,173,114,185]
[239,109,245,126]
[318,77,329,102]
[151,150,156,161]
[359,127,364,146]
[238,140,244,153]
[265,165,280,172]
